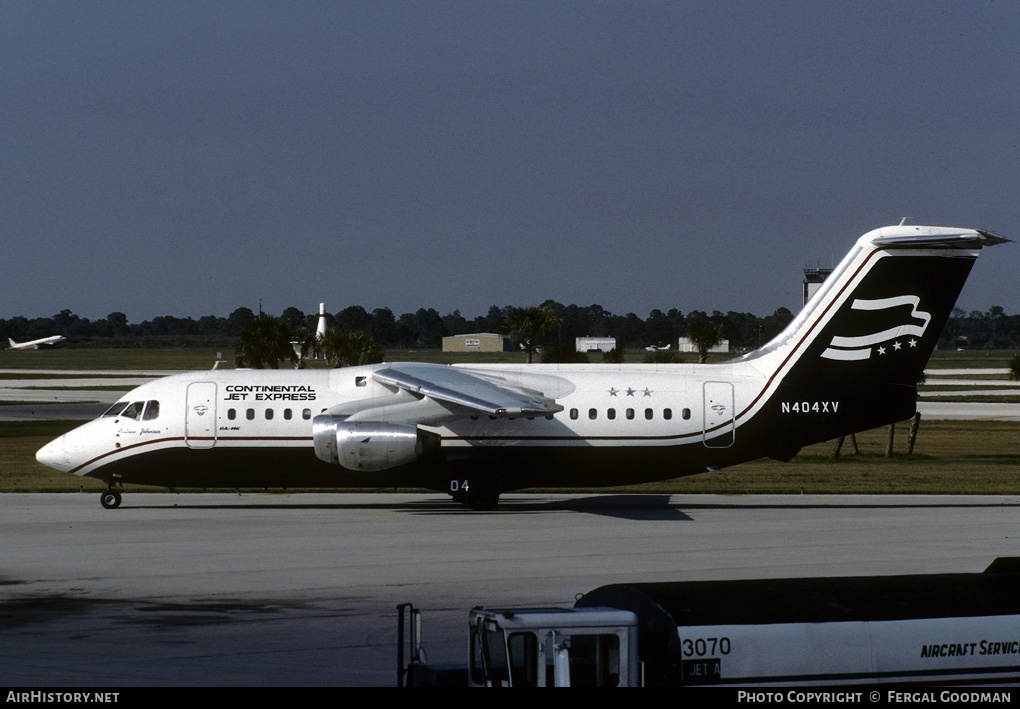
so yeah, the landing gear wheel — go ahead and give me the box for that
[465,493,500,511]
[100,491,122,510]
[444,457,504,511]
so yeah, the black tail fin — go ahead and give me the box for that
[748,226,1007,445]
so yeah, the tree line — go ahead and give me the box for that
[3,302,1019,352]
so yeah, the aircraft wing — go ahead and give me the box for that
[372,363,564,417]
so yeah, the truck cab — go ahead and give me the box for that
[468,607,640,687]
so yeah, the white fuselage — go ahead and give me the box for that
[39,360,775,481]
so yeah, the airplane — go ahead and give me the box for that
[645,344,671,352]
[7,335,66,350]
[36,225,1007,510]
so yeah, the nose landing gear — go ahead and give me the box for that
[100,487,122,509]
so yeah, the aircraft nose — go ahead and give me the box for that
[36,436,71,472]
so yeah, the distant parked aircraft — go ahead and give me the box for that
[7,336,66,350]
[645,344,671,352]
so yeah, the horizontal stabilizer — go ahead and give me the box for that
[870,229,1009,249]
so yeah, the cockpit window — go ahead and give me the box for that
[102,402,130,417]
[142,400,160,420]
[119,402,144,421]
[103,400,158,421]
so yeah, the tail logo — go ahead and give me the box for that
[820,295,931,361]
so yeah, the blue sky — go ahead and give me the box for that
[3,1,1018,323]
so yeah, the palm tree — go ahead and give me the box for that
[234,315,296,369]
[684,318,724,363]
[322,329,384,368]
[291,327,319,369]
[498,306,561,364]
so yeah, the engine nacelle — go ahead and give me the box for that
[312,416,441,472]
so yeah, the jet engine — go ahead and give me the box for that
[312,416,441,472]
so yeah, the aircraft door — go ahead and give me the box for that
[185,382,217,449]
[702,381,734,448]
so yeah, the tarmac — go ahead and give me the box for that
[2,492,1019,686]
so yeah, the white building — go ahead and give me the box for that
[677,336,729,354]
[575,336,617,353]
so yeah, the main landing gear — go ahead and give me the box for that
[445,459,503,511]
[450,485,500,510]
[100,486,122,509]
[464,493,500,511]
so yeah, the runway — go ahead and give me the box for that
[2,492,1019,686]
[0,369,168,421]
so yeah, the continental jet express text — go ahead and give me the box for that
[224,385,317,402]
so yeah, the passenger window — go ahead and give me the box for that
[284,409,293,420]
[302,409,311,420]
[663,408,672,420]
[265,409,274,420]
[682,408,691,420]
[143,401,160,420]
[607,408,616,420]
[626,408,634,420]
[228,409,236,420]
[570,408,579,420]
[588,408,597,420]
[644,408,653,420]
[246,409,255,420]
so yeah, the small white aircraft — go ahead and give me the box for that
[7,335,66,350]
[36,225,1007,510]
[645,344,671,352]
